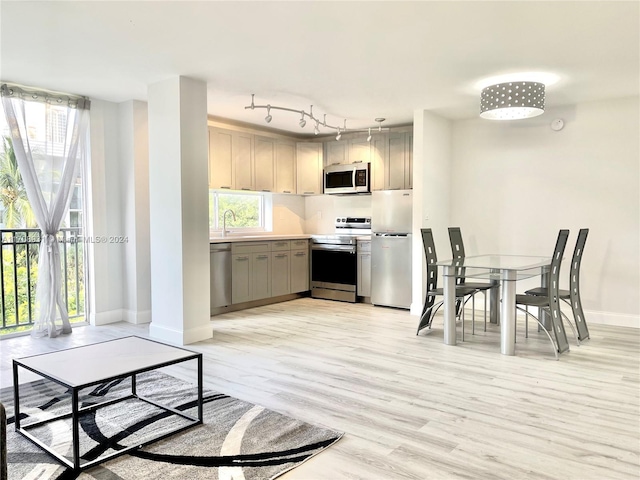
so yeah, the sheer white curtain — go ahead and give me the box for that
[1,83,90,338]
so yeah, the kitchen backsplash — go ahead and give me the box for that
[304,194,372,234]
[269,193,373,235]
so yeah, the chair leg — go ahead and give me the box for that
[561,311,580,346]
[461,299,465,342]
[517,306,559,360]
[483,291,487,332]
[525,306,529,338]
[472,293,476,335]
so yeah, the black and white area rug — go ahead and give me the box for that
[2,371,342,479]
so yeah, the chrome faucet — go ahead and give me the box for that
[222,209,236,237]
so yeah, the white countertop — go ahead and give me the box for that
[210,234,312,244]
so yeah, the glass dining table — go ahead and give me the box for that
[436,254,556,355]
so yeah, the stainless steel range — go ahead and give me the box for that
[310,217,371,302]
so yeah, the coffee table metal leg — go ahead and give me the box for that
[71,388,80,471]
[12,361,20,431]
[197,356,203,422]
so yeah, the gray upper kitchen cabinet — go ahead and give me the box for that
[370,134,387,191]
[275,141,296,194]
[209,127,234,189]
[296,142,323,195]
[348,136,371,164]
[324,139,348,166]
[254,135,275,192]
[234,132,255,191]
[371,130,412,191]
[387,132,406,190]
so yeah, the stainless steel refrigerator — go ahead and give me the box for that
[371,190,412,309]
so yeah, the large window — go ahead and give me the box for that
[209,190,265,234]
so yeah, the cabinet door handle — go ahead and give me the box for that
[283,190,291,194]
[235,256,249,261]
[303,191,314,195]
[331,162,341,166]
[256,255,269,259]
[241,187,251,191]
[294,252,306,257]
[221,186,231,189]
[275,254,287,258]
[261,189,271,192]
[352,160,363,164]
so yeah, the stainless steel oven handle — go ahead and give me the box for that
[312,244,356,253]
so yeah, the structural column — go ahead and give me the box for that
[147,77,211,345]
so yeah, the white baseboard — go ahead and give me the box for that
[411,305,640,329]
[123,309,152,325]
[90,309,123,326]
[584,310,639,329]
[149,322,212,346]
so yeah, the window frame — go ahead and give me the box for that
[209,190,267,235]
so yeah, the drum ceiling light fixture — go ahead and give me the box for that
[480,81,545,120]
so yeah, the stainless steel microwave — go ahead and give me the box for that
[324,163,370,194]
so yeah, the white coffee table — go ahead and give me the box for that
[12,336,203,472]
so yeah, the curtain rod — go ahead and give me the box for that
[1,82,90,110]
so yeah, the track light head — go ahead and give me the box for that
[336,128,342,141]
[299,112,306,128]
[367,128,372,142]
[265,105,272,123]
[314,120,320,135]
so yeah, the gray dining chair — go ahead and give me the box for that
[448,227,498,337]
[417,228,478,336]
[525,228,590,341]
[515,229,571,359]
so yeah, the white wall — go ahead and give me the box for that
[118,100,151,324]
[148,77,211,345]
[451,96,640,327]
[87,99,125,325]
[411,110,453,315]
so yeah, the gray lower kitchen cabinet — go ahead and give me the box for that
[229,239,309,306]
[231,254,251,304]
[271,251,290,297]
[251,253,271,300]
[232,242,271,303]
[357,240,371,297]
[290,249,309,293]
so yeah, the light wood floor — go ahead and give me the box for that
[2,298,639,479]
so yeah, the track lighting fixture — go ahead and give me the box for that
[245,94,389,141]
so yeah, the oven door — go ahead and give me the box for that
[310,244,357,302]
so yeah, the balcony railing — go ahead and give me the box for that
[0,228,85,336]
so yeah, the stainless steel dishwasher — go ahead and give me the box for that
[210,243,231,312]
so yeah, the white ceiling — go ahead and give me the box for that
[1,1,638,134]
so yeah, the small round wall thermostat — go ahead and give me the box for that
[551,119,564,131]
